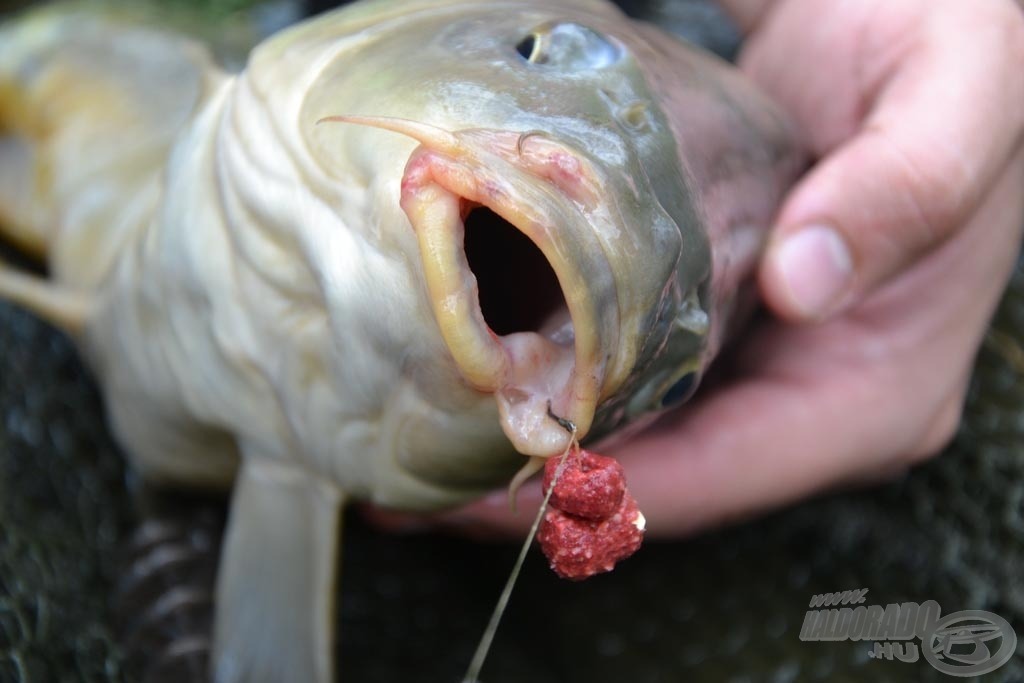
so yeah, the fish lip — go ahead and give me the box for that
[399,138,612,456]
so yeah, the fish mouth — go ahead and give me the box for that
[402,137,616,457]
[320,116,618,457]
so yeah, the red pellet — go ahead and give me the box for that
[542,449,626,520]
[537,490,644,580]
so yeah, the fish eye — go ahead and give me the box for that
[660,372,697,408]
[515,22,622,69]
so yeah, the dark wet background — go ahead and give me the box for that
[3,1,1024,682]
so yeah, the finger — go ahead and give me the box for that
[619,149,1024,537]
[359,497,537,540]
[756,1,1024,320]
[426,345,927,540]
[421,149,1024,540]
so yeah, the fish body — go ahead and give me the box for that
[0,1,803,680]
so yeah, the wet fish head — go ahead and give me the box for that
[265,0,739,460]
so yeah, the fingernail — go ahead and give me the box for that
[773,225,853,318]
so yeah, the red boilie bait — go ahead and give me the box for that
[537,448,645,580]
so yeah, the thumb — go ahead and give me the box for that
[758,3,1024,321]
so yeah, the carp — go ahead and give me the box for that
[0,0,804,680]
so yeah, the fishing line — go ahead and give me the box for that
[461,411,578,683]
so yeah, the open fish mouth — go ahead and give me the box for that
[321,116,619,457]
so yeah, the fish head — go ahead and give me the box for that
[255,0,797,462]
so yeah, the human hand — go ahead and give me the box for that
[370,0,1024,538]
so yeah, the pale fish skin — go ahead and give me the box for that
[0,0,804,680]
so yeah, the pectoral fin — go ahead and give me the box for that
[212,461,343,683]
[0,264,90,333]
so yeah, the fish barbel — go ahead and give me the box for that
[0,0,804,680]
